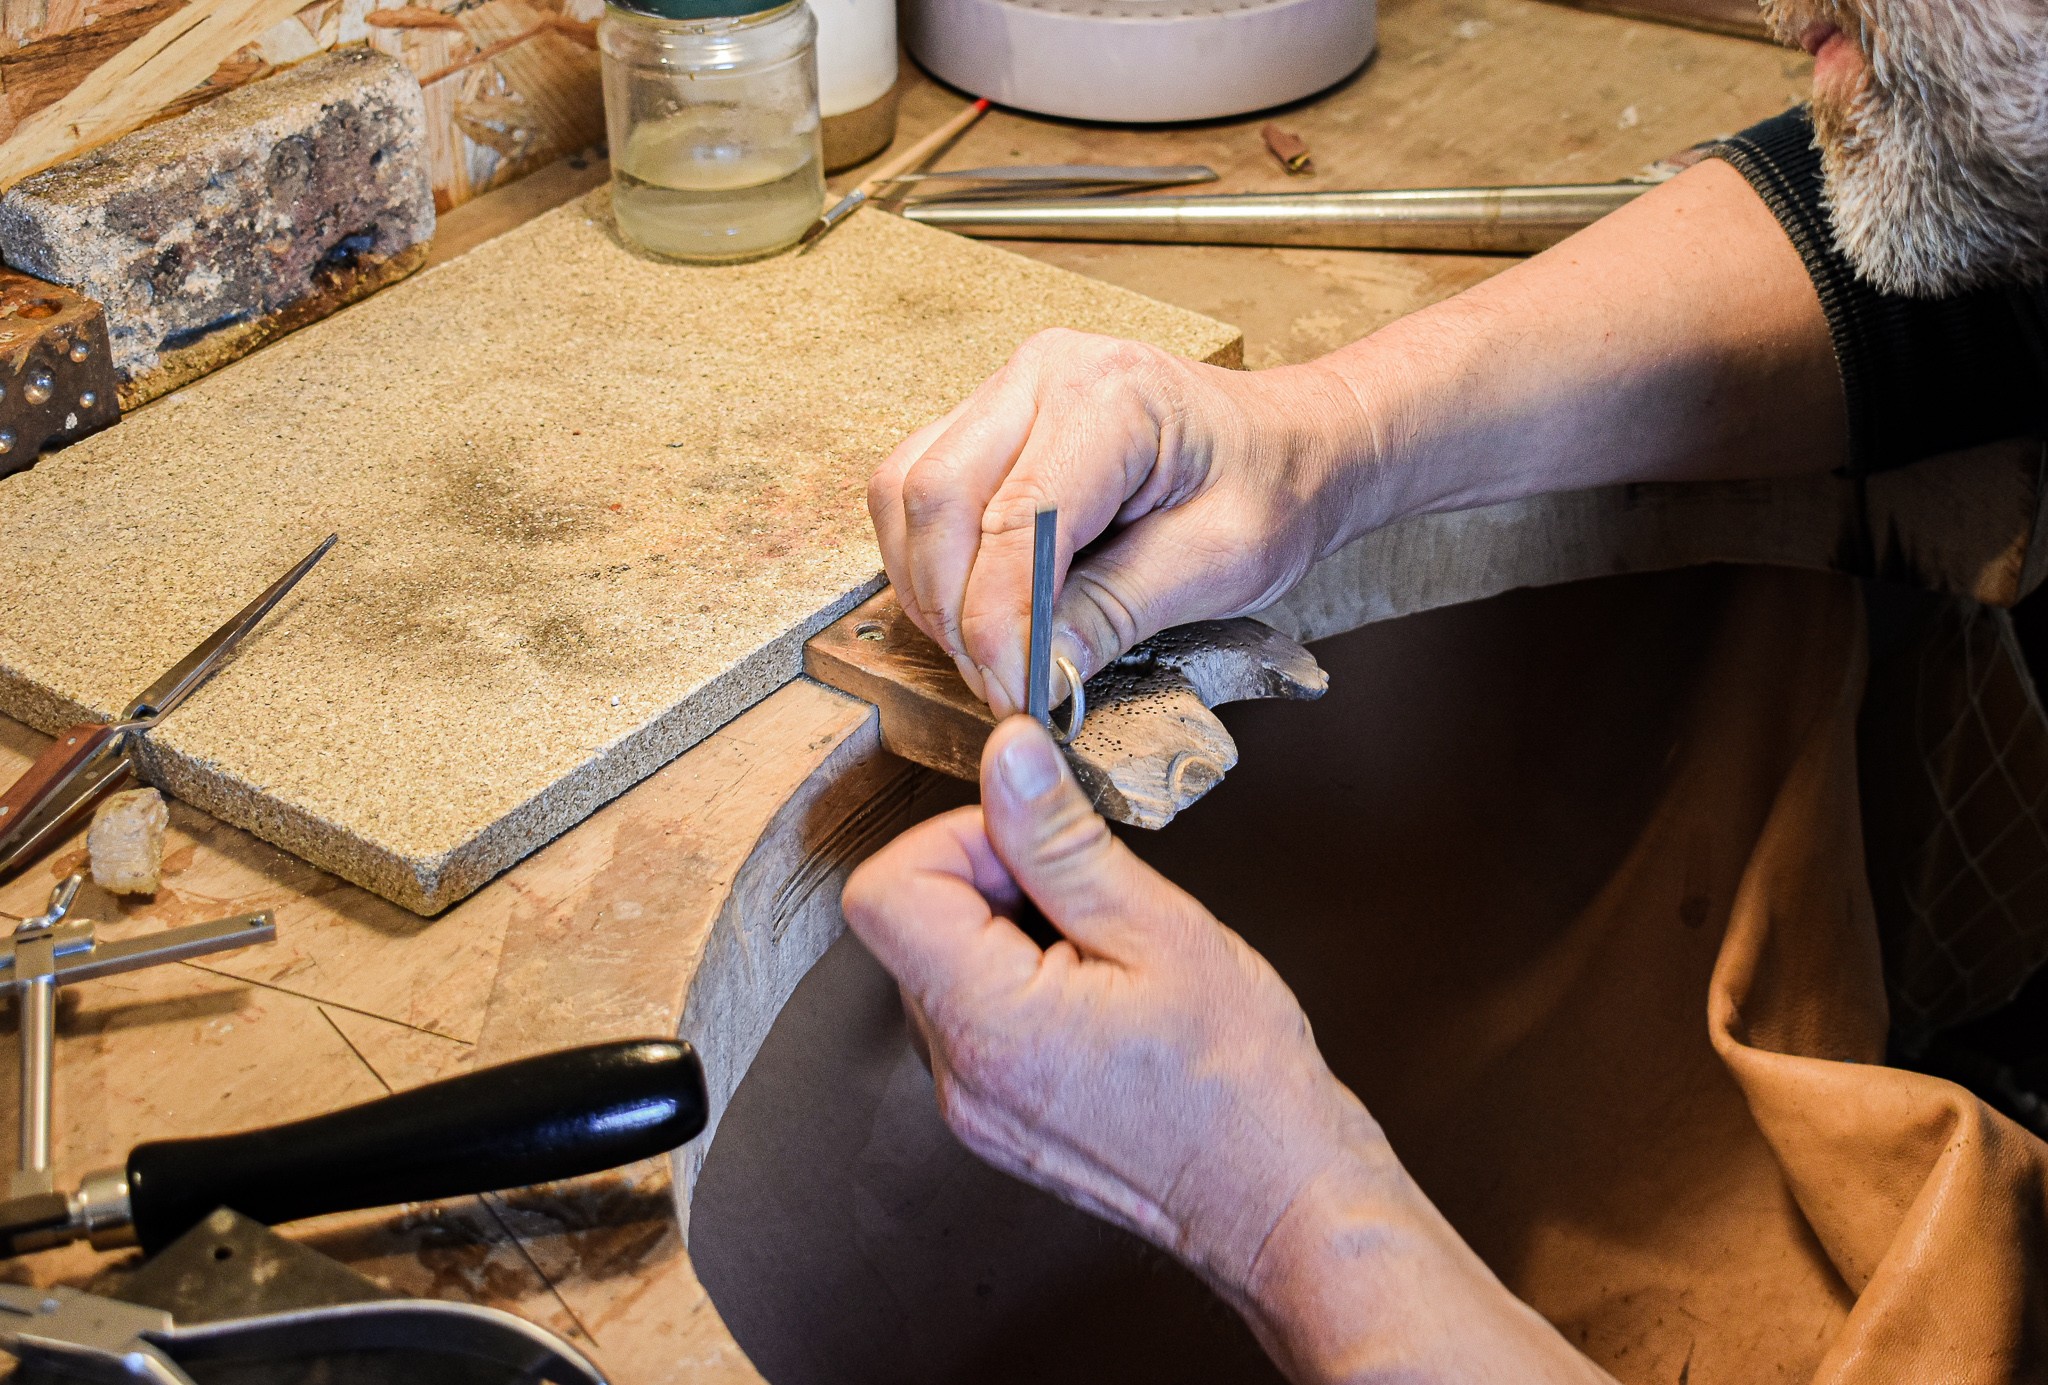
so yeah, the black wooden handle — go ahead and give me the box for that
[127,1039,707,1253]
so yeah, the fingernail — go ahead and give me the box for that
[974,664,1014,715]
[999,724,1062,800]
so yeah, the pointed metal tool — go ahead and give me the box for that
[0,534,337,877]
[1026,506,1083,744]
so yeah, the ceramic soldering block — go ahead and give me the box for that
[0,48,434,409]
[0,200,1239,915]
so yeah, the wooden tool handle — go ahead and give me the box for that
[0,722,124,839]
[858,97,992,197]
[126,1039,708,1252]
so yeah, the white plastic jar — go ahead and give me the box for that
[599,0,825,262]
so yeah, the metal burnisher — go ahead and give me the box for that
[1027,506,1085,745]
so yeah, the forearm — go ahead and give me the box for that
[1231,1136,1618,1385]
[1259,157,1846,547]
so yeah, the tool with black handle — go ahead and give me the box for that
[0,1038,707,1258]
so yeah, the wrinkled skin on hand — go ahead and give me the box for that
[867,329,1370,717]
[867,162,1857,730]
[841,719,1618,1384]
[841,715,1384,1292]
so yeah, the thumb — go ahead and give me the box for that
[979,716,1189,956]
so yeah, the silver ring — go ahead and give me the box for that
[1050,655,1086,745]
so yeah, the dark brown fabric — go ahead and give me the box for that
[1165,565,2048,1379]
[696,566,2048,1383]
[1861,593,2048,1038]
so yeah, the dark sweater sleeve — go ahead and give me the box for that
[1710,108,2048,473]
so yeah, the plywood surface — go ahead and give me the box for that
[906,0,1811,368]
[0,199,1238,913]
[0,676,947,1384]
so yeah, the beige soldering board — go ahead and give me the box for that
[0,193,1239,913]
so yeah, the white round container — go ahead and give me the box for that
[902,0,1376,124]
[813,0,898,169]
[812,0,896,118]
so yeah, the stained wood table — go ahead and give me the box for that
[1,3,2010,1381]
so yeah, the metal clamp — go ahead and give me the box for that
[4,880,274,1207]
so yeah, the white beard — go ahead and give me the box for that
[1759,0,2048,296]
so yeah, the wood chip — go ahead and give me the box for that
[88,786,169,895]
[1262,123,1314,175]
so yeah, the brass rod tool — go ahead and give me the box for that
[902,182,1650,253]
[0,533,336,877]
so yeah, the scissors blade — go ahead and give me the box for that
[125,534,336,723]
[1026,508,1056,727]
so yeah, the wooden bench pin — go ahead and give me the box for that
[805,510,1329,831]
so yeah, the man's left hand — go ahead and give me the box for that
[841,717,1619,1384]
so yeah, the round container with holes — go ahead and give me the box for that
[902,0,1375,123]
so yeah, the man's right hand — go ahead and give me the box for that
[867,328,1372,716]
[869,162,1850,723]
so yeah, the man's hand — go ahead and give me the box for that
[841,717,1619,1384]
[842,713,1380,1286]
[870,163,1846,722]
[868,329,1368,716]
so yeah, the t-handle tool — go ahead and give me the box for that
[0,1038,708,1258]
[0,1282,610,1385]
[3,875,274,1203]
[0,533,337,879]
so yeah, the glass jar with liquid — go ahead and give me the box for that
[599,0,825,262]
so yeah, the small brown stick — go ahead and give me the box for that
[364,7,467,30]
[415,16,596,87]
[1262,123,1314,176]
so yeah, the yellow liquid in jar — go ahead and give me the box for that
[614,107,824,262]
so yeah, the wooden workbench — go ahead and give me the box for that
[1,1,1828,1378]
